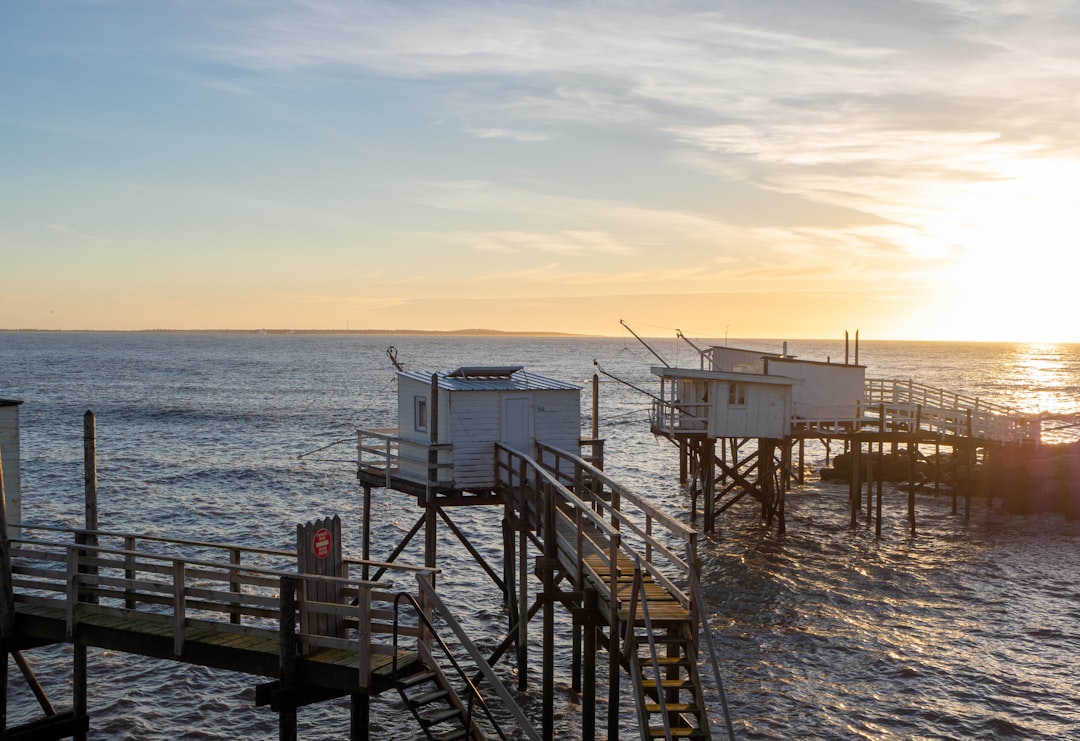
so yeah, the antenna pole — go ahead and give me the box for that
[620,319,670,368]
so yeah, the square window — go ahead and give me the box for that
[414,396,428,432]
[728,383,746,407]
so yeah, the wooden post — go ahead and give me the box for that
[279,577,298,741]
[83,412,98,535]
[361,484,372,582]
[541,483,556,741]
[425,375,439,582]
[582,589,597,741]
[350,694,369,741]
[517,524,528,692]
[702,438,716,533]
[591,373,599,443]
[849,440,861,529]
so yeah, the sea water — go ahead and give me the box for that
[2,332,1079,740]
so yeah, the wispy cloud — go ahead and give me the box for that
[47,224,111,244]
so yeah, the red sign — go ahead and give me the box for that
[312,528,332,559]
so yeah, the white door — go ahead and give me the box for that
[501,396,533,453]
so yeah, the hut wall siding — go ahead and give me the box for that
[766,358,866,421]
[0,404,21,535]
[710,380,791,438]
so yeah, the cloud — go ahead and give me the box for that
[47,224,111,244]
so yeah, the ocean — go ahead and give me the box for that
[2,331,1079,740]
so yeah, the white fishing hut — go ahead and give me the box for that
[394,366,581,490]
[763,356,866,427]
[700,344,867,428]
[651,366,798,439]
[0,399,22,537]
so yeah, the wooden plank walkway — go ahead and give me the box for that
[5,527,430,697]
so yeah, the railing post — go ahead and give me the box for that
[173,560,186,656]
[229,548,242,625]
[607,530,621,741]
[355,583,371,690]
[124,535,137,609]
[66,544,79,638]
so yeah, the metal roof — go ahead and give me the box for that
[399,367,580,392]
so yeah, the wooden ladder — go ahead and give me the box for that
[396,641,481,741]
[628,621,713,740]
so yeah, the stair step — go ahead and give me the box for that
[637,655,689,666]
[408,688,450,708]
[419,707,464,727]
[645,702,698,714]
[397,670,438,689]
[431,729,469,741]
[647,728,706,739]
[641,678,692,691]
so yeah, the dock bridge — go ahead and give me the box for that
[357,430,735,741]
[1,518,542,741]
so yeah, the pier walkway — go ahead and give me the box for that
[792,378,1040,445]
[2,524,533,740]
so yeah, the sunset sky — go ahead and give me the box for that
[3,2,1079,341]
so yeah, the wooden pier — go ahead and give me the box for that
[651,367,1043,536]
[0,412,536,741]
[357,435,732,740]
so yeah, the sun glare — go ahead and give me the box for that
[929,158,1080,342]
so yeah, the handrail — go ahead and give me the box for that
[357,428,455,486]
[627,559,673,741]
[687,543,736,741]
[390,585,538,741]
[13,524,433,575]
[530,443,696,615]
[9,526,437,691]
[496,444,694,616]
[414,575,541,740]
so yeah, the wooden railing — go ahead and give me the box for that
[650,399,711,436]
[649,375,1040,446]
[495,442,699,631]
[9,525,435,689]
[864,378,1039,445]
[357,428,454,487]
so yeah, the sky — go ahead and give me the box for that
[3,1,1080,341]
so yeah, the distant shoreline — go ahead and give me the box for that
[0,328,596,338]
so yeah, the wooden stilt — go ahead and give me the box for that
[702,438,716,533]
[582,589,597,741]
[278,578,298,741]
[517,528,528,692]
[350,693,368,741]
[849,441,861,529]
[541,485,555,741]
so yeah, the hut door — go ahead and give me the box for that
[501,395,533,453]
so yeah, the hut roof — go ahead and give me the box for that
[399,367,580,392]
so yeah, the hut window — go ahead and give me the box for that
[414,396,428,432]
[728,383,746,407]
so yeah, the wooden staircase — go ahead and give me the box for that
[628,622,712,740]
[396,642,481,741]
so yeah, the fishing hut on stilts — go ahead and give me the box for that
[629,328,1043,537]
[358,365,735,740]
